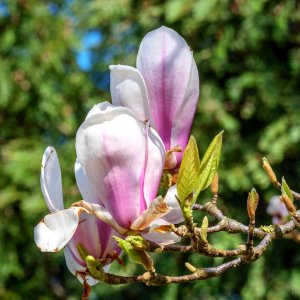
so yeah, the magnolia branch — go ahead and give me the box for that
[89,213,298,286]
[83,203,299,286]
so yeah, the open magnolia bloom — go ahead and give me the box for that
[34,102,183,282]
[267,196,289,225]
[110,26,199,169]
[34,147,119,285]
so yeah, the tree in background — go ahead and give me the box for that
[1,0,300,299]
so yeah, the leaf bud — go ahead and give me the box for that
[247,188,259,220]
[262,157,277,184]
[210,173,219,195]
[200,216,208,242]
[125,236,148,250]
[280,195,297,216]
[86,255,105,281]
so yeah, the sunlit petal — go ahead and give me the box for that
[40,146,64,212]
[110,65,152,122]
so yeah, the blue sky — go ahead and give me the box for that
[76,30,102,71]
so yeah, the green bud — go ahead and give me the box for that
[114,236,153,271]
[86,255,105,281]
[125,236,148,250]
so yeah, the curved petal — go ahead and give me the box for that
[142,218,180,245]
[76,103,146,228]
[171,58,199,164]
[75,159,104,206]
[143,126,165,207]
[67,213,102,261]
[162,185,184,224]
[110,65,152,123]
[34,207,82,252]
[40,146,64,212]
[131,196,169,230]
[137,26,199,152]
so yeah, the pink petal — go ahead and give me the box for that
[110,65,152,123]
[67,213,102,261]
[40,147,64,212]
[137,26,199,153]
[76,103,147,228]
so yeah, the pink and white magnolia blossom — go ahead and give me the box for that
[110,26,199,168]
[75,102,183,240]
[34,147,119,285]
[266,196,289,225]
[34,102,183,282]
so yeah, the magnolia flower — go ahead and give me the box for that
[35,147,119,285]
[75,102,183,240]
[110,26,200,168]
[266,196,289,224]
[34,102,183,282]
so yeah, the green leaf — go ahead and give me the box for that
[194,131,223,199]
[177,135,201,203]
[281,177,294,202]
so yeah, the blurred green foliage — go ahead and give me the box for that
[1,0,300,299]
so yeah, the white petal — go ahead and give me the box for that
[40,146,64,212]
[163,185,184,224]
[143,126,166,206]
[142,218,181,245]
[75,159,104,206]
[110,65,152,122]
[34,207,82,252]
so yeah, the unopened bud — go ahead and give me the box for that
[126,236,148,250]
[185,262,197,273]
[210,173,219,194]
[262,157,277,184]
[164,146,182,170]
[280,195,297,216]
[140,251,154,271]
[247,188,259,220]
[200,216,208,242]
[86,255,105,280]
